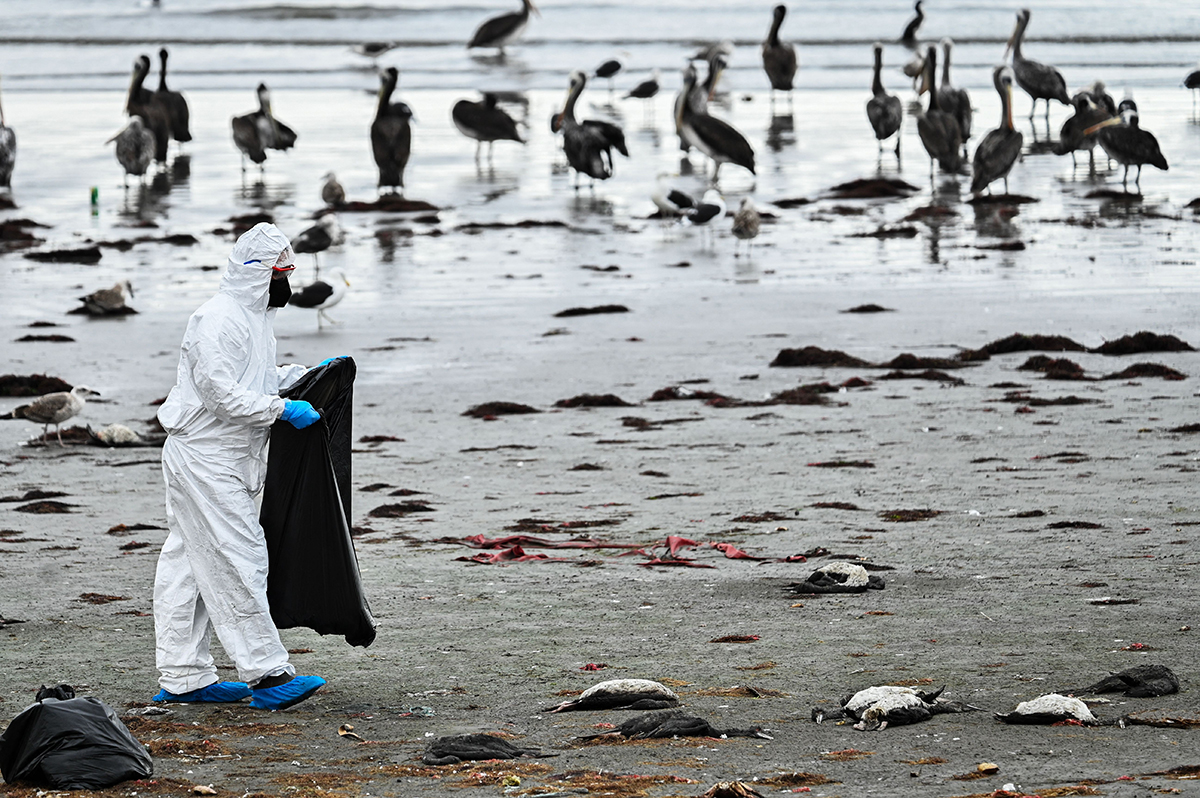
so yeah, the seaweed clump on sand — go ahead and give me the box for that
[0,374,72,397]
[463,402,541,418]
[1017,356,1090,380]
[554,305,630,318]
[1102,363,1186,381]
[1090,331,1194,355]
[826,177,920,199]
[770,347,871,368]
[879,354,969,370]
[878,370,964,384]
[555,394,635,408]
[963,333,1088,361]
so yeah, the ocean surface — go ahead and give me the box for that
[2,0,1200,409]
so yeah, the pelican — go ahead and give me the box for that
[676,55,727,152]
[107,116,156,186]
[916,46,962,174]
[2,386,99,447]
[321,171,345,207]
[557,70,629,189]
[231,83,297,170]
[289,271,350,330]
[970,66,1023,195]
[371,67,413,195]
[452,93,524,161]
[900,0,924,49]
[0,74,14,191]
[866,43,903,155]
[732,197,761,257]
[762,4,797,111]
[938,39,972,151]
[1053,92,1107,169]
[78,281,135,315]
[468,0,538,54]
[1084,99,1168,191]
[125,55,170,164]
[1186,68,1200,112]
[155,48,191,145]
[1005,8,1070,119]
[677,64,756,181]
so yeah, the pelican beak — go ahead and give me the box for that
[1082,116,1122,136]
[1005,83,1014,129]
[1004,28,1016,60]
[529,0,541,18]
[707,66,725,102]
[105,124,129,144]
[918,70,930,96]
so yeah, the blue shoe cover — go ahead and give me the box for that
[152,681,252,703]
[249,675,326,710]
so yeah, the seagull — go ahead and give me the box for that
[321,172,345,207]
[293,214,342,278]
[732,197,760,257]
[78,281,135,315]
[594,58,622,93]
[625,70,660,101]
[352,41,395,60]
[2,386,100,447]
[288,271,350,330]
[683,189,725,247]
[107,116,156,187]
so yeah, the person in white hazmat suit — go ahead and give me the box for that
[152,222,338,711]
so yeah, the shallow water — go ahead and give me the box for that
[2,1,1200,425]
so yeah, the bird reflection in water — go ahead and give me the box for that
[766,114,794,153]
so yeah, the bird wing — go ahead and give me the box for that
[686,113,756,173]
[469,11,521,47]
[583,120,628,156]
[970,128,1022,193]
[231,114,266,162]
[23,393,72,424]
[288,281,335,309]
[270,119,298,151]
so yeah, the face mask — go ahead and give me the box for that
[268,274,292,307]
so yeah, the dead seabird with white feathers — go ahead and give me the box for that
[995,693,1099,725]
[77,281,135,316]
[788,561,885,594]
[2,385,99,446]
[550,678,679,713]
[812,685,977,731]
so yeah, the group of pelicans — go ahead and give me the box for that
[872,2,1168,193]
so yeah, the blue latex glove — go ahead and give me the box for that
[318,356,348,367]
[281,400,320,429]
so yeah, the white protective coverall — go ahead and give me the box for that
[154,223,307,694]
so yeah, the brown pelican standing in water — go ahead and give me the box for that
[125,55,171,164]
[468,0,538,55]
[677,64,756,181]
[452,93,524,161]
[916,46,962,175]
[675,55,727,153]
[155,48,191,145]
[970,66,1023,195]
[937,39,972,153]
[1084,99,1168,192]
[107,116,156,187]
[1053,92,1107,169]
[557,71,629,190]
[900,0,924,49]
[0,74,14,191]
[761,4,797,111]
[371,67,413,195]
[866,43,903,155]
[230,83,296,171]
[1005,8,1070,119]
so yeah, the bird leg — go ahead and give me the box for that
[55,424,65,448]
[474,141,482,162]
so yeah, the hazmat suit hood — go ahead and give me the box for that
[222,222,296,314]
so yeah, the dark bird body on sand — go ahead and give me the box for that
[231,83,297,170]
[371,67,413,194]
[866,43,902,154]
[971,66,1023,195]
[155,48,191,145]
[577,711,772,741]
[916,46,962,174]
[550,679,679,713]
[452,93,524,160]
[468,0,538,54]
[1005,8,1070,119]
[812,685,977,731]
[558,71,629,188]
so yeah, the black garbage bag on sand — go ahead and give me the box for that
[261,357,377,647]
[0,696,153,789]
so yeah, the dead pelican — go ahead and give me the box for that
[812,685,976,732]
[371,67,412,195]
[1005,8,1070,119]
[549,679,679,713]
[970,66,1023,195]
[468,0,538,55]
[995,693,1099,725]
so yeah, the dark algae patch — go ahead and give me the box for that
[1090,331,1194,355]
[1018,356,1089,380]
[554,304,630,317]
[841,304,892,313]
[826,177,919,198]
[770,347,871,368]
[878,369,964,384]
[880,354,970,370]
[879,509,941,522]
[463,401,541,418]
[975,333,1088,355]
[0,374,72,396]
[1102,363,1186,380]
[555,394,636,408]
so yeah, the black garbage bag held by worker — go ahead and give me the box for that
[151,222,338,711]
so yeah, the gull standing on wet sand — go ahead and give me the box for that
[79,281,136,316]
[2,386,99,447]
[321,172,345,207]
[109,116,157,186]
[732,198,761,257]
[970,66,1023,196]
[468,0,538,55]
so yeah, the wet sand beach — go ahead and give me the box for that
[3,1,1200,796]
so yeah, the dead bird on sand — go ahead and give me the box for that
[812,685,977,731]
[788,561,885,594]
[1066,664,1179,698]
[577,710,772,740]
[422,733,552,765]
[995,693,1101,725]
[550,678,679,712]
